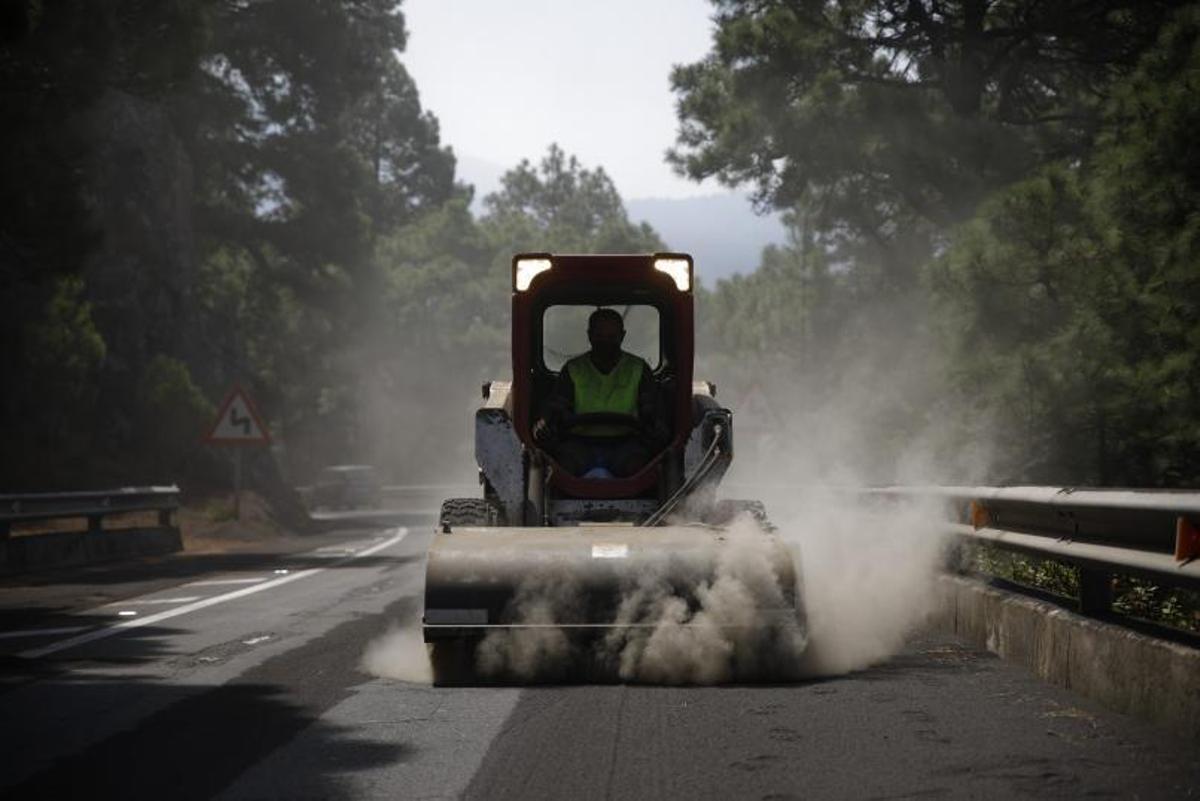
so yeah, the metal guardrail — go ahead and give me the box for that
[860,486,1200,613]
[0,486,181,540]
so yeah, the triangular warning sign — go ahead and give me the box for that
[205,386,271,445]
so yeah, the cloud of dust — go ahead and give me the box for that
[474,516,807,683]
[708,302,986,677]
[361,625,432,683]
[475,570,580,679]
[775,490,951,676]
[361,491,951,686]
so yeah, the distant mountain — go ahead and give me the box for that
[456,154,507,207]
[625,194,787,284]
[454,153,786,284]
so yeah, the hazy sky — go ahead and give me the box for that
[401,0,721,199]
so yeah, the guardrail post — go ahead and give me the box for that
[87,514,103,535]
[0,519,9,541]
[1078,568,1113,614]
[158,508,173,527]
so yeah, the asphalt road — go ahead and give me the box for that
[0,520,1196,800]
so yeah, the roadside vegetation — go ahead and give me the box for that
[2,2,1198,501]
[972,545,1200,635]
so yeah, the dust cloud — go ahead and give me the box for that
[360,494,949,686]
[475,571,579,678]
[774,490,951,676]
[604,517,808,683]
[361,625,432,683]
[461,496,949,683]
[469,516,807,684]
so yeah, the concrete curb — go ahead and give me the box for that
[933,574,1200,739]
[0,527,182,575]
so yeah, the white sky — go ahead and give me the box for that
[400,0,721,199]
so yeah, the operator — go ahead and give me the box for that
[532,307,667,478]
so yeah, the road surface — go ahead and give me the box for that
[0,519,1196,800]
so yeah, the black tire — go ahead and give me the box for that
[706,499,774,530]
[438,497,500,528]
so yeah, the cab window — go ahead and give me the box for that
[542,305,660,372]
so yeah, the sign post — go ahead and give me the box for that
[204,386,271,522]
[233,448,243,520]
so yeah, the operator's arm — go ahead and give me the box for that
[535,367,574,441]
[636,362,669,447]
[546,368,575,421]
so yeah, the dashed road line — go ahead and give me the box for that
[20,529,408,659]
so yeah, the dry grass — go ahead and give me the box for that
[178,491,287,553]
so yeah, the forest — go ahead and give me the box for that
[2,1,1198,495]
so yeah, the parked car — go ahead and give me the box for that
[311,465,382,510]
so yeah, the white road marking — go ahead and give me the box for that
[242,635,272,645]
[313,546,371,558]
[104,596,202,607]
[0,626,89,640]
[186,577,268,587]
[20,528,408,659]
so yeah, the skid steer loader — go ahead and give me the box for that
[423,253,805,681]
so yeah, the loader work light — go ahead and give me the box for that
[514,257,552,291]
[654,257,691,291]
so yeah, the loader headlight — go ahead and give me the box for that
[654,257,691,291]
[514,257,552,291]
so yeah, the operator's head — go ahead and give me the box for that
[587,307,625,360]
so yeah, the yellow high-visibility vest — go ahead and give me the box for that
[565,352,643,436]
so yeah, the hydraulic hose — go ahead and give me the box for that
[642,423,723,527]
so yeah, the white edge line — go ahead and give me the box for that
[21,528,408,659]
[103,596,203,606]
[186,578,269,587]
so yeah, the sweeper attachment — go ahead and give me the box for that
[422,253,805,682]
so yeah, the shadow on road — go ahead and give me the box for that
[4,679,409,800]
[1,595,426,800]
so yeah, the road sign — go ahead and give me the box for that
[205,386,271,445]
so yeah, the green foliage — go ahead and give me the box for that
[3,1,1197,497]
[7,276,108,484]
[136,355,216,481]
[933,8,1200,486]
[972,547,1200,634]
[0,0,462,488]
[971,546,1080,599]
[669,0,1180,300]
[681,1,1198,487]
[671,0,1176,221]
[1112,578,1200,634]
[27,274,107,381]
[481,144,664,254]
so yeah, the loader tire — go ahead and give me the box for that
[707,499,774,530]
[438,498,499,528]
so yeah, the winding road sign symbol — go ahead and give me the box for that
[205,387,270,445]
[229,406,251,436]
